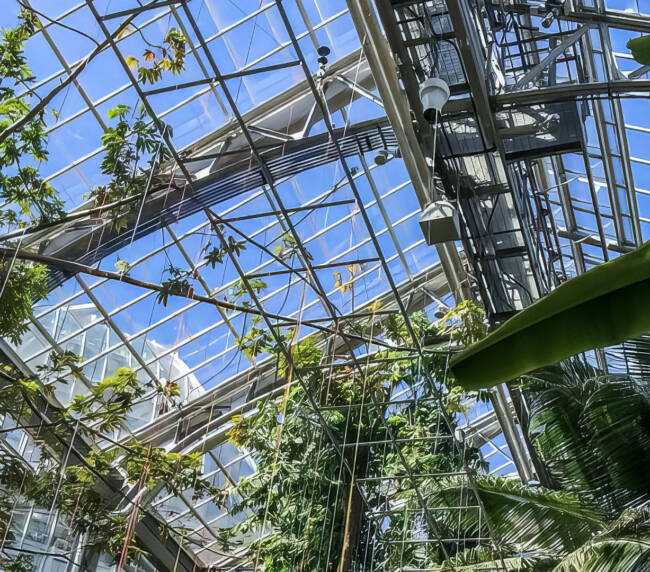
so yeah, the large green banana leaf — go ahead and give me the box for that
[450,241,650,390]
[628,35,650,65]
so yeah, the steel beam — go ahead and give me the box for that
[142,60,301,96]
[101,0,185,20]
[504,2,650,34]
[445,0,501,150]
[628,65,650,79]
[364,0,539,485]
[514,24,594,89]
[346,0,469,302]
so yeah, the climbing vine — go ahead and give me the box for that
[217,310,486,570]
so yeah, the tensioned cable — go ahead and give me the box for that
[0,229,26,301]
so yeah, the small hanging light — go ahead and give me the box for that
[417,77,459,244]
[419,77,450,123]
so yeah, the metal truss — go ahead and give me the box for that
[5,0,650,569]
[72,1,462,567]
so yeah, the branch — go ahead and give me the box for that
[16,0,101,47]
[0,247,405,352]
[0,8,141,145]
[0,193,145,243]
[0,420,60,434]
[0,245,290,318]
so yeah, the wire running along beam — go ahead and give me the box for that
[141,60,301,96]
[100,0,186,20]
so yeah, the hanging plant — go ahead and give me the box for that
[66,367,147,432]
[0,357,223,565]
[272,232,311,262]
[202,234,247,268]
[236,316,275,360]
[232,277,266,300]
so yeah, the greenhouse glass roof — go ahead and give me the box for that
[3,0,650,569]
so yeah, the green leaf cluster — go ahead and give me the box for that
[0,11,65,228]
[125,27,187,85]
[67,367,146,432]
[0,357,220,565]
[202,234,247,269]
[156,265,194,306]
[0,261,48,344]
[87,105,171,231]
[218,312,488,570]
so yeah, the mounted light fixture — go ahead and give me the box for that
[317,45,330,67]
[418,199,460,245]
[418,77,457,245]
[541,0,564,28]
[373,147,401,166]
[419,77,450,122]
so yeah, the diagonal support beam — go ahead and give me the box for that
[515,24,594,89]
[101,0,185,20]
[627,64,650,79]
[346,0,469,302]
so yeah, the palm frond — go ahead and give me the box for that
[580,380,650,501]
[424,475,604,555]
[553,499,650,570]
[553,537,650,571]
[521,360,650,513]
[611,335,650,378]
[425,545,558,571]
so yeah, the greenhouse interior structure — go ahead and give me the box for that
[3,0,650,570]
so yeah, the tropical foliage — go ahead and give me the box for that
[0,356,220,568]
[85,103,172,231]
[451,241,650,389]
[215,303,650,571]
[0,260,48,344]
[124,27,187,85]
[1,6,650,571]
[0,10,64,228]
[628,35,650,66]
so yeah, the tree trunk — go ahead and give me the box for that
[338,447,368,571]
[338,479,364,572]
